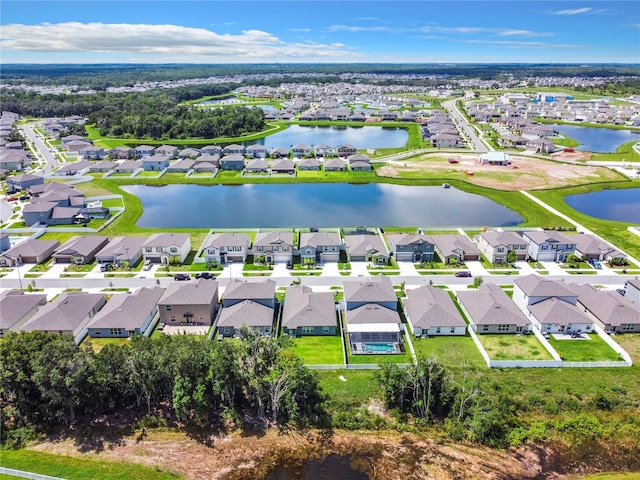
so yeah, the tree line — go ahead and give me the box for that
[0,331,325,447]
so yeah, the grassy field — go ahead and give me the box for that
[82,336,131,353]
[410,334,485,367]
[291,335,344,364]
[547,333,622,362]
[0,450,181,480]
[478,334,554,360]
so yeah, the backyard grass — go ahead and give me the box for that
[612,333,640,363]
[315,369,382,406]
[547,333,623,362]
[0,449,181,480]
[83,336,131,353]
[290,335,344,365]
[478,334,553,360]
[410,334,485,368]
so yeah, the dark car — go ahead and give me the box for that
[174,273,191,281]
[195,272,215,279]
[455,271,472,278]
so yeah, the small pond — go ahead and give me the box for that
[122,183,523,229]
[551,124,639,153]
[564,188,640,223]
[246,125,409,150]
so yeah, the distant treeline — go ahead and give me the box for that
[0,84,266,140]
[2,63,639,89]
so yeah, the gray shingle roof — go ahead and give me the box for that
[528,297,593,327]
[299,232,342,248]
[54,236,108,257]
[217,300,274,328]
[21,292,105,333]
[223,278,276,301]
[431,234,480,258]
[514,274,577,299]
[0,290,47,329]
[387,232,435,248]
[282,285,336,329]
[158,279,218,306]
[144,232,190,248]
[403,285,466,329]
[344,234,388,257]
[1,239,60,260]
[569,283,640,328]
[253,231,294,248]
[96,236,147,260]
[523,230,575,245]
[346,303,400,325]
[457,284,529,327]
[479,231,526,247]
[343,275,396,304]
[203,233,251,249]
[88,287,164,330]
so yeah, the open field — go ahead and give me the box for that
[291,335,344,364]
[410,334,485,367]
[478,333,553,360]
[376,152,625,190]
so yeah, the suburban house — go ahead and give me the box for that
[475,231,528,263]
[0,234,10,253]
[54,160,93,176]
[0,238,60,266]
[95,236,146,267]
[522,230,577,262]
[201,232,251,265]
[154,145,178,158]
[292,144,313,157]
[344,275,402,354]
[479,152,510,166]
[22,202,79,226]
[52,235,109,264]
[245,144,268,159]
[132,145,156,157]
[337,144,357,157]
[29,183,85,207]
[269,147,290,158]
[281,285,337,337]
[457,283,531,334]
[245,158,269,174]
[178,147,201,159]
[298,158,320,170]
[625,279,640,306]
[323,158,346,171]
[7,173,43,190]
[222,144,245,155]
[298,231,343,263]
[142,154,171,171]
[158,279,220,326]
[113,160,143,174]
[109,146,132,159]
[142,233,191,264]
[430,133,463,148]
[90,161,116,172]
[343,232,389,264]
[0,290,48,338]
[253,231,294,264]
[432,234,481,264]
[513,275,593,334]
[271,158,296,175]
[217,278,276,337]
[200,145,222,156]
[573,233,627,264]
[20,292,107,344]
[314,144,335,157]
[192,155,220,172]
[87,287,164,338]
[348,154,371,171]
[387,232,435,262]
[77,146,106,160]
[569,283,640,334]
[166,159,194,173]
[403,285,467,337]
[526,138,556,154]
[220,154,245,170]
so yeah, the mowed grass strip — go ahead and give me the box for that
[0,450,181,480]
[411,334,485,367]
[478,334,553,360]
[291,335,344,364]
[547,333,622,362]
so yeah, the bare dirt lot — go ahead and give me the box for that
[378,152,623,191]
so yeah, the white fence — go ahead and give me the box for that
[0,467,66,480]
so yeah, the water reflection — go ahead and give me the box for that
[565,188,640,223]
[122,183,523,229]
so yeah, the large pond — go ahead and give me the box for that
[122,183,523,229]
[551,125,639,153]
[565,188,640,223]
[246,125,408,150]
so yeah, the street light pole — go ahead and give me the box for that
[16,256,23,290]
[125,247,131,272]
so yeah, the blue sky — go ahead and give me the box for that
[1,1,638,64]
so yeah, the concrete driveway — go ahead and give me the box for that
[397,261,418,276]
[465,261,488,277]
[539,261,566,275]
[321,262,340,276]
[271,262,291,277]
[350,262,369,276]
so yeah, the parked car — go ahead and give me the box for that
[195,272,215,279]
[174,273,191,281]
[592,260,602,269]
[100,263,112,272]
[142,260,153,271]
[455,271,472,278]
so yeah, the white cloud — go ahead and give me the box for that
[549,7,593,15]
[464,39,583,49]
[498,29,555,38]
[0,22,357,59]
[327,24,401,33]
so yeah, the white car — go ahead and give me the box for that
[142,260,153,271]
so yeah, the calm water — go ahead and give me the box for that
[264,454,370,480]
[551,125,639,153]
[122,183,523,228]
[565,188,640,223]
[247,125,409,150]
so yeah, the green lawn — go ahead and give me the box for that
[478,334,553,360]
[315,369,381,405]
[547,333,622,362]
[83,336,131,353]
[291,335,344,364]
[0,450,181,480]
[411,335,485,368]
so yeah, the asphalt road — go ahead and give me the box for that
[21,124,59,173]
[442,94,489,152]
